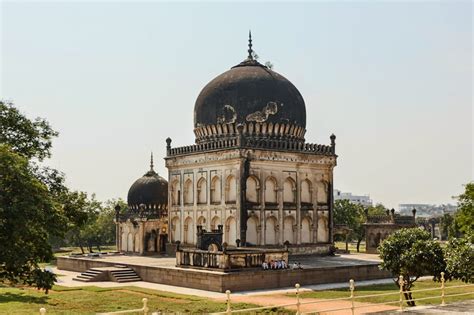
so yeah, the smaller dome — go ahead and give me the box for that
[127,156,168,210]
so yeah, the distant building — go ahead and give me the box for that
[398,204,457,218]
[334,189,373,207]
[364,209,416,253]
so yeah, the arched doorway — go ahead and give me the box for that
[246,216,258,245]
[265,216,277,245]
[317,216,329,242]
[283,216,295,244]
[301,217,311,243]
[184,217,194,244]
[225,217,237,246]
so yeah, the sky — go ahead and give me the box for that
[1,1,472,209]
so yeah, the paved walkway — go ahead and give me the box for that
[53,267,397,298]
[372,300,474,314]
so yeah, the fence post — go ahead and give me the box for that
[142,298,149,315]
[295,283,301,315]
[226,290,232,315]
[440,272,446,306]
[398,275,405,312]
[349,279,355,315]
[39,308,46,315]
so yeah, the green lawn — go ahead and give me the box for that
[334,241,366,253]
[0,285,282,314]
[294,279,474,306]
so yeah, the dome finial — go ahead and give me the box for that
[150,152,154,171]
[247,30,253,60]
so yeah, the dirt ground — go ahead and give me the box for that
[215,294,399,314]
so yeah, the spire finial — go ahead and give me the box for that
[247,30,253,60]
[150,152,154,171]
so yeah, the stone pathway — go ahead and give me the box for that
[371,300,474,314]
[215,294,399,314]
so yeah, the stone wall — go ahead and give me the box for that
[58,256,390,293]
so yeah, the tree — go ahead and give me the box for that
[444,235,474,283]
[454,182,474,235]
[440,213,453,240]
[379,228,446,306]
[333,200,387,252]
[0,145,64,293]
[0,101,58,161]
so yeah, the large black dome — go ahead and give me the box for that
[192,34,307,144]
[194,60,306,129]
[127,163,168,211]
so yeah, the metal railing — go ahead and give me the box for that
[39,298,150,315]
[211,272,474,315]
[38,273,474,315]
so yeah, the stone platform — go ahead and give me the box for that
[57,253,391,292]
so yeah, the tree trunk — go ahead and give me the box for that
[404,290,416,307]
[356,239,362,253]
[79,245,84,254]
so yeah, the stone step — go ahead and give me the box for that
[110,270,135,274]
[116,277,141,283]
[72,277,90,282]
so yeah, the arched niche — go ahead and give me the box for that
[246,176,260,203]
[184,179,193,205]
[197,178,207,204]
[225,175,237,204]
[210,176,221,204]
[264,177,278,204]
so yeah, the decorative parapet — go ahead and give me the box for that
[194,121,306,144]
[166,135,336,157]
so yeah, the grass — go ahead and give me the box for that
[0,284,285,314]
[293,279,474,306]
[53,245,117,258]
[334,241,366,253]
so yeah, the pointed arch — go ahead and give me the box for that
[265,216,277,245]
[283,177,296,204]
[225,216,237,246]
[246,175,260,203]
[184,178,193,205]
[171,216,181,242]
[264,176,278,204]
[283,216,295,244]
[211,216,221,231]
[197,177,207,204]
[210,175,221,204]
[171,179,180,205]
[317,216,329,243]
[301,179,312,204]
[197,215,206,226]
[246,216,258,245]
[225,175,237,204]
[184,216,194,244]
[301,217,312,243]
[316,181,328,204]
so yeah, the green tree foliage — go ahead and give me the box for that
[379,228,446,306]
[0,146,62,293]
[0,101,58,161]
[444,236,474,283]
[440,213,454,240]
[333,200,386,252]
[454,182,474,236]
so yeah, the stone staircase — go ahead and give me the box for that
[73,266,141,283]
[110,268,141,283]
[73,268,107,282]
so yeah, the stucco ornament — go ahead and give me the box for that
[246,101,279,123]
[217,105,237,124]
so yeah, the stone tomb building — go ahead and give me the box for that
[165,35,338,254]
[115,156,169,254]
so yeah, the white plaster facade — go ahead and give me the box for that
[166,147,336,248]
